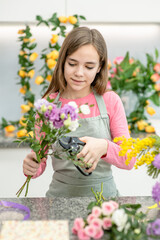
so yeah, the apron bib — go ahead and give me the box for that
[46,91,119,198]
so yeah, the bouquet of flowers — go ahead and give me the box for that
[72,184,160,240]
[113,135,160,178]
[15,96,91,197]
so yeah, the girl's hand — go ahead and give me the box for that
[76,137,108,173]
[23,152,46,176]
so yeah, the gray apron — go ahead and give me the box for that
[46,91,119,198]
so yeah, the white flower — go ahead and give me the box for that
[111,209,128,232]
[79,104,90,115]
[68,101,79,113]
[68,119,79,131]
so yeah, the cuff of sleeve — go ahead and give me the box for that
[101,138,109,158]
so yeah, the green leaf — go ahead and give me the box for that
[87,201,98,210]
[36,15,43,21]
[149,92,160,106]
[155,48,159,59]
[120,52,130,69]
[79,15,86,20]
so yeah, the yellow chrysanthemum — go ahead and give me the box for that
[19,116,27,127]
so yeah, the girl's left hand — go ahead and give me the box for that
[76,137,108,173]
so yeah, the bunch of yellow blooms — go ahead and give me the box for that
[114,135,160,178]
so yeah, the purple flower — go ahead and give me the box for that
[153,154,160,169]
[152,182,160,204]
[34,99,50,110]
[49,108,64,129]
[60,104,78,121]
[147,219,160,236]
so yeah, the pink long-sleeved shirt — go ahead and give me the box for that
[32,90,136,178]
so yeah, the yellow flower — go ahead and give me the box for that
[46,75,52,82]
[35,76,44,85]
[19,116,27,127]
[154,83,160,91]
[136,120,148,131]
[18,29,24,34]
[29,38,36,43]
[146,106,156,116]
[19,70,27,78]
[29,52,38,62]
[47,59,57,69]
[26,131,34,138]
[146,100,150,105]
[28,101,34,108]
[19,50,26,56]
[17,129,27,138]
[27,69,35,78]
[145,125,155,133]
[19,86,27,95]
[68,16,77,25]
[47,50,59,60]
[59,16,68,23]
[150,73,160,82]
[50,34,59,44]
[21,104,31,113]
[108,60,112,70]
[4,125,16,133]
[23,38,29,43]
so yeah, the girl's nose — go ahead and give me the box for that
[74,66,84,77]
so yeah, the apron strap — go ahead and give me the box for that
[93,91,108,119]
[54,92,62,108]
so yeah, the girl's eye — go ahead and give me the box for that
[86,66,94,70]
[68,63,75,66]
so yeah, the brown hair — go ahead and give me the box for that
[43,27,108,97]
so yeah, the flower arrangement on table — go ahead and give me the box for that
[72,135,160,239]
[15,97,91,197]
[72,183,160,240]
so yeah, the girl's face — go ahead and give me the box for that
[64,44,101,98]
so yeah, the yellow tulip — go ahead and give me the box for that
[46,75,52,82]
[17,129,27,138]
[18,29,24,34]
[146,106,156,116]
[21,104,31,113]
[47,50,59,60]
[4,125,16,133]
[19,86,26,94]
[136,120,148,131]
[29,52,38,62]
[35,76,44,85]
[27,69,35,78]
[50,34,59,44]
[28,101,34,108]
[19,116,27,127]
[59,16,68,23]
[68,16,77,25]
[47,59,57,69]
[19,70,27,78]
[145,125,155,133]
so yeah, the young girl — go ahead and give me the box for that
[23,27,136,198]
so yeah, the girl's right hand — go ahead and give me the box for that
[23,152,46,176]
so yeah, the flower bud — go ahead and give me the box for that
[41,104,47,113]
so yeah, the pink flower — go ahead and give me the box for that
[92,206,102,217]
[94,228,104,239]
[154,63,160,73]
[84,225,97,238]
[78,229,91,240]
[72,227,78,235]
[102,217,112,229]
[107,80,112,89]
[154,83,160,91]
[112,67,117,73]
[87,213,96,224]
[150,73,160,82]
[102,201,115,216]
[109,200,119,210]
[113,56,124,65]
[90,218,103,229]
[73,217,85,231]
